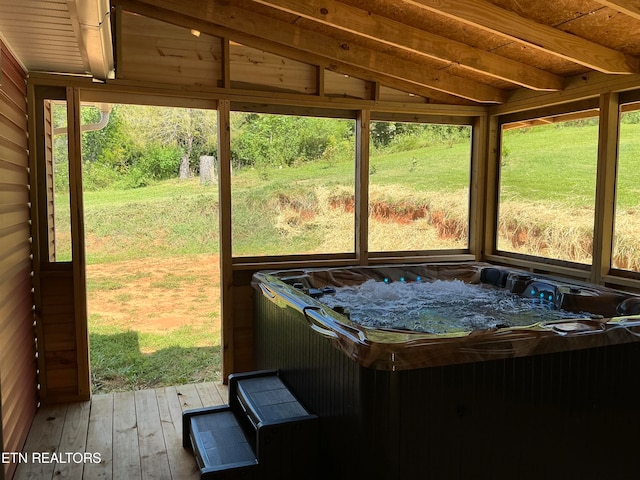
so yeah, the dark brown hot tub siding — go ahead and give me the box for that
[254,282,640,480]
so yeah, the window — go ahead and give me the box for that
[230,113,356,256]
[368,121,471,252]
[613,103,640,271]
[497,115,599,264]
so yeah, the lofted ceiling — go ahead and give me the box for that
[1,0,640,106]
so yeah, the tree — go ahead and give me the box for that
[230,113,354,168]
[118,106,218,178]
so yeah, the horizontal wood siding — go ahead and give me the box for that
[0,39,36,480]
[118,11,223,87]
[230,43,317,95]
[324,69,371,99]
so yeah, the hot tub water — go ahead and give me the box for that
[320,278,587,334]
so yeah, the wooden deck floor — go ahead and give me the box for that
[13,382,228,480]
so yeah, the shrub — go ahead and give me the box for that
[136,143,183,181]
[83,162,120,191]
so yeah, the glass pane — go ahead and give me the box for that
[368,122,471,252]
[498,116,599,263]
[613,104,640,271]
[231,113,356,256]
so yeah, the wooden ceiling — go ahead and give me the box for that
[2,0,639,107]
[110,0,640,106]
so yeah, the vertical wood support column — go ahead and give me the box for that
[67,87,90,398]
[217,99,233,380]
[592,92,620,284]
[482,115,501,259]
[469,114,489,260]
[221,38,231,89]
[316,65,325,97]
[355,109,370,265]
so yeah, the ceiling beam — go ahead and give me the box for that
[401,0,639,74]
[115,0,507,103]
[252,0,563,91]
[593,0,640,21]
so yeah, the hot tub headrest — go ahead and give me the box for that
[616,296,640,316]
[480,267,509,288]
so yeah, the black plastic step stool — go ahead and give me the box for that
[183,370,318,480]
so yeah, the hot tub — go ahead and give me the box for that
[252,262,640,480]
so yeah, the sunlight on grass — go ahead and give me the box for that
[89,314,221,393]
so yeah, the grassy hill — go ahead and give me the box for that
[52,121,640,266]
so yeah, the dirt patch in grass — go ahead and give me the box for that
[86,253,221,333]
[87,253,222,392]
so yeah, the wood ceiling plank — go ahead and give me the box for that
[592,0,640,20]
[401,0,639,74]
[253,0,563,91]
[116,0,506,103]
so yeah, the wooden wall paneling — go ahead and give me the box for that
[217,99,233,380]
[38,265,76,403]
[0,40,35,480]
[66,87,90,399]
[229,42,317,94]
[324,70,371,99]
[378,85,428,104]
[231,284,254,373]
[119,10,223,87]
[592,92,619,284]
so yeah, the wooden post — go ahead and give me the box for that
[592,92,619,284]
[355,109,370,264]
[483,115,501,259]
[67,86,91,399]
[222,37,231,89]
[469,114,489,260]
[217,99,233,380]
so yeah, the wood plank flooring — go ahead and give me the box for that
[13,382,228,480]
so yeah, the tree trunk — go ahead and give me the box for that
[179,154,190,180]
[199,155,216,185]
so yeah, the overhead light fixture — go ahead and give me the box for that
[191,29,201,37]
